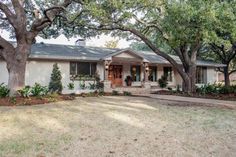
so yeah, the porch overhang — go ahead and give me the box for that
[102,49,149,63]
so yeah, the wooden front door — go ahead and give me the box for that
[108,65,123,87]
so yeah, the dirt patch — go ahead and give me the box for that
[0,95,75,106]
[154,90,236,101]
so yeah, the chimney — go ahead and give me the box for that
[75,38,86,46]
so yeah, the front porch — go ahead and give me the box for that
[101,49,180,94]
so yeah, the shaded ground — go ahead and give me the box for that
[153,90,236,101]
[0,96,236,157]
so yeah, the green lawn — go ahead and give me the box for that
[0,96,235,157]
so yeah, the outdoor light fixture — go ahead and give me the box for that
[105,64,109,71]
[145,65,149,72]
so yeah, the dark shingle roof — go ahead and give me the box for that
[29,43,225,67]
[30,43,121,61]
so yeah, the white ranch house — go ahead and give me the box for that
[0,43,225,94]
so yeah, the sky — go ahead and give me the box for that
[1,30,132,48]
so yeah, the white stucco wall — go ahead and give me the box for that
[25,60,70,87]
[0,60,105,94]
[0,61,9,85]
[207,67,217,84]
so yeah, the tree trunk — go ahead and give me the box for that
[224,65,230,87]
[182,64,197,94]
[6,44,30,96]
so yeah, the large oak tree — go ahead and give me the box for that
[205,0,236,86]
[0,0,84,95]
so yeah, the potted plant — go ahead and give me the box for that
[125,76,133,86]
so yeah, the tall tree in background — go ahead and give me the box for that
[0,0,84,95]
[206,1,236,86]
[130,42,151,51]
[104,39,118,48]
[74,0,215,93]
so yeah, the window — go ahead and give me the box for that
[70,62,97,77]
[196,67,207,84]
[131,65,141,81]
[163,67,173,82]
[70,62,77,75]
[148,66,157,81]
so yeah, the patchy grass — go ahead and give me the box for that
[0,96,235,157]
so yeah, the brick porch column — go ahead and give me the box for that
[143,62,149,82]
[143,62,151,90]
[104,60,109,80]
[103,60,112,92]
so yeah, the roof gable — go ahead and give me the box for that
[103,49,149,62]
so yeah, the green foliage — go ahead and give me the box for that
[123,91,132,96]
[0,83,10,98]
[95,73,104,92]
[9,97,17,104]
[112,90,119,96]
[49,63,63,93]
[67,83,75,90]
[130,42,151,51]
[158,75,168,89]
[79,81,86,90]
[89,83,96,90]
[104,40,119,48]
[31,83,48,97]
[167,87,172,91]
[176,85,181,92]
[196,84,236,95]
[18,86,31,98]
[98,91,105,96]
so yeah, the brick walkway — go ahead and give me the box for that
[136,94,236,109]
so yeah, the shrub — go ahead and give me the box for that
[158,75,168,88]
[123,91,132,96]
[125,76,133,86]
[95,73,104,92]
[196,83,236,95]
[9,97,16,104]
[49,63,63,93]
[0,83,10,98]
[176,84,181,92]
[89,83,96,90]
[112,90,119,95]
[98,91,105,96]
[67,82,75,90]
[167,87,172,91]
[31,83,48,97]
[79,81,86,90]
[218,85,236,94]
[18,86,31,98]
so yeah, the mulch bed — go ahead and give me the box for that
[0,92,119,106]
[0,95,75,106]
[153,90,236,101]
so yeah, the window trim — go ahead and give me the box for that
[70,62,97,80]
[196,66,207,84]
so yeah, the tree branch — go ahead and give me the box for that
[0,2,17,28]
[84,24,189,80]
[30,0,72,37]
[229,69,236,75]
[11,0,25,16]
[0,35,15,60]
